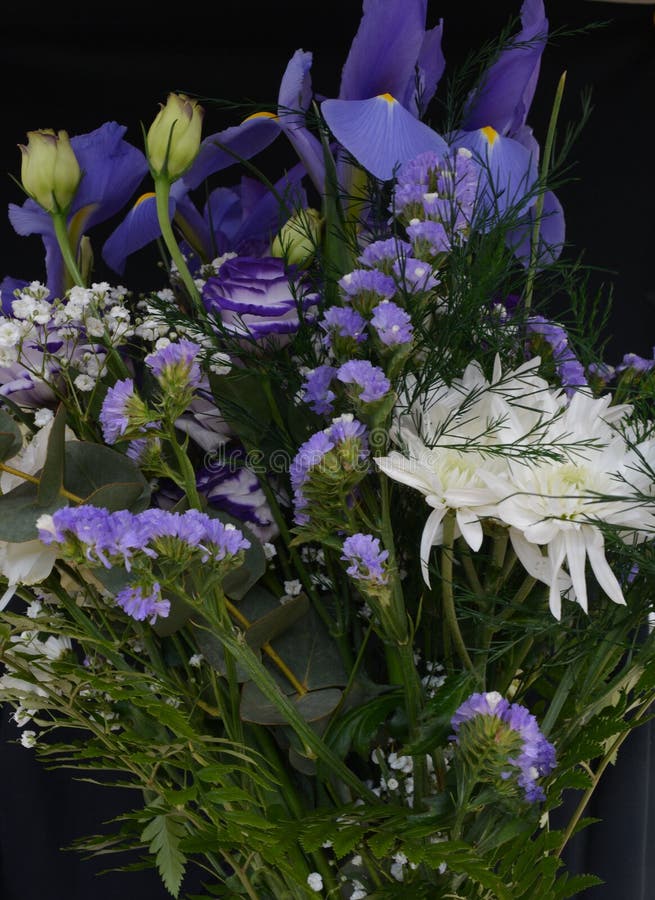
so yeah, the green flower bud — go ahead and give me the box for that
[19,129,81,212]
[146,93,204,181]
[271,208,322,267]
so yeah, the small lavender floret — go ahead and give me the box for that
[406,219,451,254]
[115,582,170,624]
[99,378,136,444]
[341,533,389,584]
[616,349,655,374]
[358,238,413,269]
[320,307,367,344]
[336,359,391,402]
[338,269,396,302]
[370,301,414,346]
[392,257,440,292]
[301,365,337,415]
[526,316,588,395]
[325,413,368,449]
[145,338,203,387]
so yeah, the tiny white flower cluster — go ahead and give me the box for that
[369,742,438,807]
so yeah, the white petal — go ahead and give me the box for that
[564,528,589,613]
[420,507,446,587]
[547,534,568,620]
[375,454,433,495]
[585,528,626,606]
[456,509,484,552]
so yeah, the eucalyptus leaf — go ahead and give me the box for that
[239,681,343,725]
[0,408,23,461]
[63,441,150,509]
[0,479,65,541]
[37,402,66,506]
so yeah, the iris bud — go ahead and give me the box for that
[146,93,204,180]
[271,208,322,267]
[19,129,81,212]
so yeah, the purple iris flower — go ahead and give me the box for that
[6,122,148,299]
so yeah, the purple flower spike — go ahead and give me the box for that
[341,532,389,585]
[336,359,391,403]
[451,691,556,803]
[99,378,137,444]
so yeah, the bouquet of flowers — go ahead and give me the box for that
[1,1,654,897]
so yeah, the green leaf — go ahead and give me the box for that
[37,402,66,506]
[324,685,405,759]
[141,812,187,898]
[0,408,23,461]
[245,592,310,650]
[63,441,151,509]
[0,479,65,541]
[264,605,348,692]
[240,681,343,725]
[208,371,271,448]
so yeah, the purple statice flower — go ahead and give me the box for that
[289,430,335,526]
[300,365,337,416]
[115,582,170,624]
[405,219,451,256]
[526,316,588,396]
[358,237,414,272]
[616,348,655,375]
[289,431,335,493]
[145,338,203,388]
[587,361,616,388]
[336,359,391,402]
[451,691,556,803]
[320,307,367,346]
[370,301,414,346]
[392,257,440,292]
[341,533,389,585]
[326,413,368,450]
[99,378,137,444]
[338,269,396,304]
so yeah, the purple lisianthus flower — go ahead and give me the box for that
[370,301,414,346]
[451,691,556,803]
[115,582,170,624]
[320,307,367,346]
[99,378,137,444]
[145,338,203,388]
[336,359,391,403]
[202,255,317,343]
[300,365,337,416]
[341,532,389,585]
[197,454,278,543]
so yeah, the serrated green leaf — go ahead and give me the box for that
[141,812,187,898]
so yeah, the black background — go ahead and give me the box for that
[1,2,655,898]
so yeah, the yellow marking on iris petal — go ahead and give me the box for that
[242,110,279,122]
[481,126,499,145]
[378,93,397,104]
[134,191,156,207]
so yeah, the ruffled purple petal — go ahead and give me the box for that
[321,94,448,182]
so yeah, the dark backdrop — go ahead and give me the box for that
[1,2,654,898]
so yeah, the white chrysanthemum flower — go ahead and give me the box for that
[482,391,655,618]
[376,356,565,584]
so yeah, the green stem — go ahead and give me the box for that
[524,70,567,314]
[441,513,477,675]
[52,211,85,287]
[165,424,203,509]
[154,175,203,312]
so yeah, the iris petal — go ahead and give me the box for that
[321,94,448,182]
